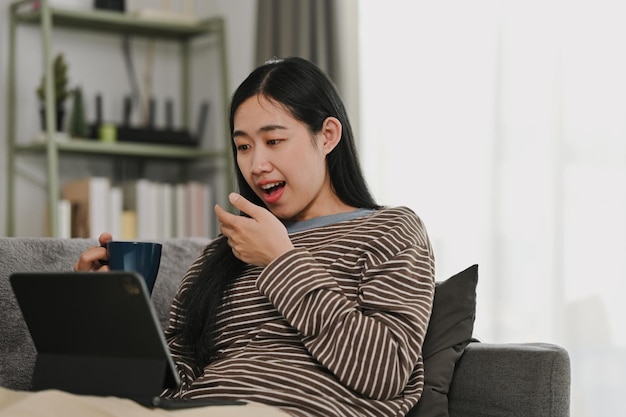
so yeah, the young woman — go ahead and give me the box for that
[76,57,435,417]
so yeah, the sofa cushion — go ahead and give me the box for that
[407,264,478,417]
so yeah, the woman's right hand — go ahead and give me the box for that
[73,232,113,272]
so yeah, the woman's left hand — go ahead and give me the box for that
[215,193,294,267]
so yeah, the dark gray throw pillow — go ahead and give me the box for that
[407,264,478,417]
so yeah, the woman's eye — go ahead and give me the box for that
[267,139,282,145]
[236,144,250,152]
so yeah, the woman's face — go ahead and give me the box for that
[233,95,349,222]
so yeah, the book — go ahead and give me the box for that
[57,199,72,239]
[174,182,189,238]
[116,179,215,239]
[61,177,111,239]
[120,211,138,240]
[187,181,213,238]
[159,182,175,239]
[122,179,157,240]
[109,186,123,239]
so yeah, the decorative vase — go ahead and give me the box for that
[40,106,65,132]
[68,87,87,137]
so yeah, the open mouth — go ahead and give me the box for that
[260,181,286,196]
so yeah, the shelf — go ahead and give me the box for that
[13,6,223,39]
[15,139,229,159]
[6,0,231,237]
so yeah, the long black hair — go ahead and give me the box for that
[178,57,379,367]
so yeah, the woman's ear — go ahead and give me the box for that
[320,116,342,156]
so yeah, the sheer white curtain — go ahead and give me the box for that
[358,1,625,416]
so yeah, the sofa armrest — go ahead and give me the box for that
[448,342,570,417]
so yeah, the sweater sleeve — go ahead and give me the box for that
[255,211,435,400]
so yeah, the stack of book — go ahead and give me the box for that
[60,177,214,240]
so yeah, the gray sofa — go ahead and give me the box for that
[0,237,571,417]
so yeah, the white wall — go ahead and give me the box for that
[359,1,626,416]
[0,0,257,237]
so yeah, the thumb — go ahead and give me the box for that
[98,232,113,246]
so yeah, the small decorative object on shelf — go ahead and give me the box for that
[94,0,125,12]
[87,95,204,147]
[36,53,70,131]
[68,86,87,138]
[130,0,197,25]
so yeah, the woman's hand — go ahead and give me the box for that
[215,193,294,267]
[73,232,113,272]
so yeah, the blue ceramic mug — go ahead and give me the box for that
[105,241,162,294]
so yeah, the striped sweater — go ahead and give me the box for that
[163,206,435,417]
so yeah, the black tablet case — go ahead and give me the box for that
[10,271,180,405]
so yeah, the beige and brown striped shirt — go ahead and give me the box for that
[164,206,435,417]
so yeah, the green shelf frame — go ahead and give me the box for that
[6,0,232,237]
[13,6,223,39]
[15,140,229,159]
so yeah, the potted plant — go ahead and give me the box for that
[36,53,70,131]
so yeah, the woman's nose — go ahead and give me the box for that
[250,149,272,174]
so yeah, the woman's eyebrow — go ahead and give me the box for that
[233,124,287,138]
[258,124,287,133]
